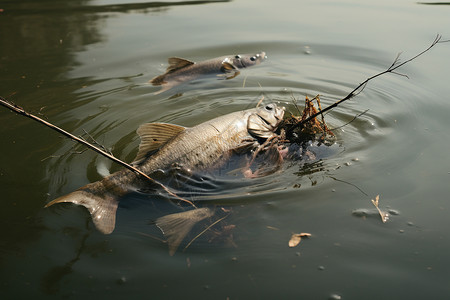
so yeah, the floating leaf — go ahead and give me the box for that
[371,195,389,223]
[288,233,311,247]
[266,226,280,231]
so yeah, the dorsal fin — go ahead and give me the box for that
[134,122,186,164]
[166,57,195,73]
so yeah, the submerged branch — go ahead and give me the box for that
[0,96,195,207]
[183,213,229,252]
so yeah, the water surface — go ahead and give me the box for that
[1,0,450,299]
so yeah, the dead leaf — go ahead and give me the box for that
[266,226,280,231]
[371,194,389,223]
[288,233,311,248]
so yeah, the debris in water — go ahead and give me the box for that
[371,195,389,223]
[329,293,342,300]
[266,225,280,231]
[288,232,311,247]
[281,95,335,145]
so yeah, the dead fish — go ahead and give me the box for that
[150,52,266,94]
[45,103,285,238]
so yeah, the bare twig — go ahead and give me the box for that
[183,213,229,252]
[331,109,370,131]
[298,34,447,127]
[81,129,113,155]
[329,175,369,196]
[0,96,195,207]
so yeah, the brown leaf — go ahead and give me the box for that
[371,194,389,223]
[288,233,311,248]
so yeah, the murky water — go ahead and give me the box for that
[1,0,450,299]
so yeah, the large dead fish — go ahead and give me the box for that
[45,103,284,242]
[150,52,266,94]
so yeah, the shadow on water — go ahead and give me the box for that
[40,230,90,295]
[0,0,230,14]
[418,2,450,5]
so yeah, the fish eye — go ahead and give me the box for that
[265,104,274,111]
[250,56,256,61]
[235,55,241,59]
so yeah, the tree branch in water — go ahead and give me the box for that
[0,96,195,207]
[298,34,448,128]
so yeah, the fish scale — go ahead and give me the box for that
[45,103,285,236]
[150,52,266,94]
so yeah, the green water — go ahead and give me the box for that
[1,0,450,299]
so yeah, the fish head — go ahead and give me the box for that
[229,52,267,68]
[247,103,285,139]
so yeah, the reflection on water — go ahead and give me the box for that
[2,0,450,299]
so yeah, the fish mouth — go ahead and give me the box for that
[252,51,267,64]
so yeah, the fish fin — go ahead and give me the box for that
[149,57,195,87]
[151,82,177,95]
[149,74,167,86]
[226,70,240,79]
[232,140,258,154]
[133,122,186,164]
[156,208,215,256]
[45,187,119,234]
[166,57,195,72]
[96,159,111,178]
[221,61,238,72]
[220,62,240,79]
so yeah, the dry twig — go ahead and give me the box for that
[298,34,447,128]
[0,96,195,207]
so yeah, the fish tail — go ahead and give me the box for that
[156,207,215,255]
[149,74,173,94]
[149,74,166,86]
[45,182,119,234]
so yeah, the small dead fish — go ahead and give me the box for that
[150,52,266,94]
[46,103,284,239]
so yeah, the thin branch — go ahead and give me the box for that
[81,129,113,155]
[329,176,368,197]
[331,109,370,131]
[0,96,195,207]
[299,34,446,127]
[183,213,229,252]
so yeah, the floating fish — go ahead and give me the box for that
[150,52,266,94]
[46,103,285,246]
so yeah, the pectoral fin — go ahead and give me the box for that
[220,62,240,79]
[156,208,215,255]
[133,122,186,164]
[221,61,238,72]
